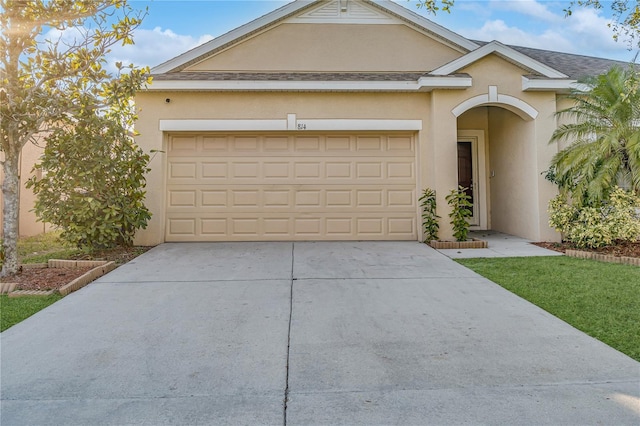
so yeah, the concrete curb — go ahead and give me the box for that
[1,282,17,294]
[21,263,48,270]
[566,249,640,266]
[58,261,117,296]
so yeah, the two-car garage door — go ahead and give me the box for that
[165,132,418,241]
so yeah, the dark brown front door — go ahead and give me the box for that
[457,141,474,208]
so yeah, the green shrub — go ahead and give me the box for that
[27,106,151,250]
[445,186,473,242]
[549,187,640,248]
[419,188,440,242]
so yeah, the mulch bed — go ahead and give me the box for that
[533,241,640,258]
[1,267,94,291]
[1,246,153,292]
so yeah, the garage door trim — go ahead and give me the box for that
[159,118,423,132]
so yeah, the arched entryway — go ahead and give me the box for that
[453,92,544,240]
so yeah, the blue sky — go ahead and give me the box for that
[108,0,638,71]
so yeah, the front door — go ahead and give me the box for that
[457,140,479,226]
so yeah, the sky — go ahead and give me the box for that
[104,0,639,72]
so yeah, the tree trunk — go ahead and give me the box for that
[1,150,20,277]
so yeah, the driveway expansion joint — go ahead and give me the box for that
[283,242,295,426]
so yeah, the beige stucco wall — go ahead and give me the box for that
[555,95,576,151]
[134,91,432,245]
[488,108,539,239]
[0,141,49,238]
[455,56,561,242]
[187,23,463,72]
[138,52,566,244]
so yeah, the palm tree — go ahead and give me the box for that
[549,66,640,205]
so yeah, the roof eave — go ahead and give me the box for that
[367,0,478,52]
[142,76,472,92]
[522,76,584,92]
[433,41,568,79]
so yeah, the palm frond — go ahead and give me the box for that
[549,66,640,204]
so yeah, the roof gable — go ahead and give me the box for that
[431,41,568,78]
[151,0,479,74]
[289,0,396,23]
[184,22,465,73]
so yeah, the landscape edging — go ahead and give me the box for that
[429,239,488,249]
[565,249,640,266]
[6,260,117,298]
[58,261,117,296]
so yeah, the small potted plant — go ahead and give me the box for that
[426,186,488,249]
[419,188,439,243]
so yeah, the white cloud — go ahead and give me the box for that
[563,8,623,53]
[461,19,573,52]
[490,0,560,23]
[457,8,635,61]
[106,27,214,72]
[40,25,215,74]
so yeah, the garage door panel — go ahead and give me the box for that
[201,218,227,235]
[169,162,197,179]
[167,134,415,157]
[168,218,197,237]
[201,136,228,151]
[166,213,416,241]
[326,136,351,151]
[263,218,291,236]
[387,135,414,151]
[165,133,418,241]
[201,190,227,207]
[356,136,384,151]
[201,162,228,179]
[169,159,415,184]
[167,185,416,211]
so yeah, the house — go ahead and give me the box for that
[134,0,626,245]
[0,141,50,238]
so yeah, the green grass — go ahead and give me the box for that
[1,231,83,268]
[0,232,79,332]
[0,294,63,332]
[458,256,640,361]
[17,231,82,264]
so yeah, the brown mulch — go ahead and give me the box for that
[2,266,94,291]
[71,246,153,265]
[1,246,153,292]
[533,241,640,258]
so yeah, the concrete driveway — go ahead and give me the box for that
[1,242,639,425]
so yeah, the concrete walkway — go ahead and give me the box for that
[437,230,565,258]
[1,242,638,425]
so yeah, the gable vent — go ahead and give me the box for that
[307,1,340,17]
[349,2,379,17]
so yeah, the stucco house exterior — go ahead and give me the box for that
[0,141,50,238]
[134,0,625,245]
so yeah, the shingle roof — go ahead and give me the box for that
[153,41,629,85]
[152,47,632,84]
[151,72,430,81]
[475,42,632,80]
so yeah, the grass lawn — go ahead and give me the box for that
[1,232,80,332]
[1,232,152,332]
[1,294,63,332]
[15,231,81,264]
[458,256,640,362]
